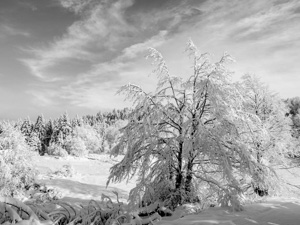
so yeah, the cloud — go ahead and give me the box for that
[21,0,203,108]
[21,0,300,109]
[22,0,206,81]
[27,89,57,107]
[18,1,38,11]
[22,0,137,80]
[25,29,168,109]
[231,0,300,43]
[0,24,30,39]
[58,0,94,14]
[121,30,168,59]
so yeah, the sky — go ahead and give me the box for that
[0,0,299,120]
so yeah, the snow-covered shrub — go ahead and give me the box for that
[47,143,68,157]
[105,120,127,153]
[74,125,102,153]
[53,164,75,177]
[65,136,87,157]
[0,122,36,197]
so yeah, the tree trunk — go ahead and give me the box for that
[175,141,183,190]
[185,161,193,193]
[184,154,195,202]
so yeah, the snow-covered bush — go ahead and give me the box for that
[0,122,36,197]
[65,136,88,157]
[74,125,102,153]
[105,120,127,153]
[53,164,75,177]
[47,143,68,157]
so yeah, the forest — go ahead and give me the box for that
[1,41,300,224]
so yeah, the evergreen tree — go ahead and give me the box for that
[33,115,46,154]
[20,117,33,145]
[71,115,83,128]
[43,119,54,153]
[286,97,300,138]
[29,131,41,151]
[51,113,73,149]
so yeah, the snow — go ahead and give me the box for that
[157,198,300,225]
[32,154,135,204]
[32,154,300,225]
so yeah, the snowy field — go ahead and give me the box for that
[32,154,300,225]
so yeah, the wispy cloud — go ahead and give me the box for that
[58,0,94,14]
[21,0,202,107]
[54,30,168,108]
[22,0,205,82]
[22,0,136,81]
[194,0,300,98]
[231,0,300,43]
[26,89,57,107]
[21,0,300,109]
[18,1,38,11]
[0,24,30,39]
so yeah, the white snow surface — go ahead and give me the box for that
[32,154,300,225]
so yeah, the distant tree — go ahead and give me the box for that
[83,115,98,126]
[286,97,300,116]
[20,117,33,145]
[238,74,293,194]
[94,122,108,152]
[239,74,293,163]
[108,40,268,210]
[59,112,73,139]
[43,119,54,153]
[96,112,104,123]
[52,112,73,149]
[32,115,46,154]
[105,120,127,152]
[33,115,45,137]
[71,115,83,128]
[286,97,300,138]
[65,136,87,157]
[28,131,41,152]
[73,124,102,153]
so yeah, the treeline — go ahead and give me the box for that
[0,98,299,159]
[286,97,300,141]
[0,108,131,157]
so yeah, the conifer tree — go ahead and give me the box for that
[286,97,300,139]
[71,115,83,128]
[43,119,54,153]
[51,113,73,149]
[20,117,33,145]
[33,115,46,154]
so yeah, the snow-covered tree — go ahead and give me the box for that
[0,122,36,197]
[32,115,46,154]
[71,115,84,128]
[286,97,300,138]
[239,74,293,164]
[44,119,54,148]
[20,117,33,145]
[73,124,102,153]
[107,40,268,210]
[236,74,294,195]
[52,112,73,149]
